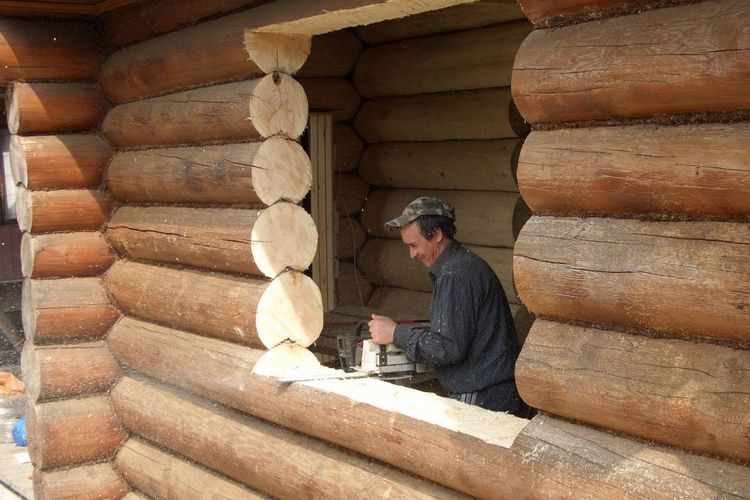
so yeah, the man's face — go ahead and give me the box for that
[400,221,441,268]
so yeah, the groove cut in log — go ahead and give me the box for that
[361,189,530,248]
[106,202,318,278]
[518,124,750,217]
[101,74,308,148]
[517,319,750,463]
[512,0,750,124]
[354,21,531,97]
[21,341,120,402]
[360,139,521,191]
[514,216,750,343]
[300,77,361,122]
[26,395,126,470]
[0,19,106,84]
[367,286,432,319]
[106,138,312,205]
[355,87,528,143]
[297,29,363,78]
[111,376,468,499]
[16,187,113,234]
[334,173,369,216]
[10,134,112,190]
[33,463,129,500]
[22,278,119,343]
[6,82,109,135]
[21,232,116,279]
[333,123,363,173]
[116,439,264,500]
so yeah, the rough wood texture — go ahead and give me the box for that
[106,138,311,205]
[26,395,126,470]
[335,261,372,309]
[512,0,750,124]
[336,215,365,260]
[297,29,362,77]
[21,341,120,402]
[360,139,520,191]
[22,277,119,343]
[21,232,116,279]
[300,77,361,122]
[334,173,369,216]
[516,0,646,25]
[33,463,129,500]
[101,75,307,148]
[333,123,363,173]
[16,187,113,234]
[0,18,105,84]
[111,376,468,499]
[361,189,530,248]
[514,216,750,343]
[518,124,750,217]
[356,0,525,43]
[355,87,528,142]
[105,261,322,348]
[367,286,432,318]
[10,134,112,190]
[106,203,317,278]
[6,82,109,135]
[517,319,750,463]
[354,21,531,97]
[116,439,265,500]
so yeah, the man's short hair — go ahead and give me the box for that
[417,214,456,241]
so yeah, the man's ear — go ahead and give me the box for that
[432,226,444,243]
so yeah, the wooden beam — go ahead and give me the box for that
[33,463,128,500]
[21,232,116,278]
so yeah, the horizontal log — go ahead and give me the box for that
[6,82,109,135]
[107,320,529,498]
[21,341,120,402]
[116,439,265,500]
[111,375,467,499]
[336,215,365,260]
[354,21,531,97]
[300,77,361,122]
[27,395,126,470]
[360,139,520,191]
[517,319,750,462]
[0,19,105,84]
[106,203,317,278]
[105,261,322,348]
[333,123,363,173]
[367,286,432,319]
[16,187,113,234]
[22,278,119,343]
[21,232,116,279]
[106,138,311,205]
[297,29,362,77]
[33,463,129,500]
[335,261,372,309]
[334,173,369,216]
[10,134,112,190]
[512,1,750,124]
[355,87,528,142]
[101,74,307,148]
[518,124,750,217]
[514,216,750,343]
[361,189,530,248]
[516,0,646,25]
[356,1,526,43]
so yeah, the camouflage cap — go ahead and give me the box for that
[385,197,456,229]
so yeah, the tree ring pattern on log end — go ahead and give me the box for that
[249,73,308,139]
[253,136,312,205]
[244,31,311,74]
[251,202,317,278]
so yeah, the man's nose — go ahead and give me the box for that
[409,247,417,259]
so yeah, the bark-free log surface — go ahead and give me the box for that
[106,138,311,205]
[21,341,120,402]
[22,278,119,342]
[360,139,520,191]
[517,320,750,463]
[518,124,750,217]
[361,189,530,248]
[0,19,105,84]
[355,87,528,142]
[16,187,112,234]
[333,123,363,173]
[116,439,266,500]
[101,75,307,148]
[26,395,126,470]
[512,0,750,124]
[337,215,365,260]
[297,29,362,78]
[21,232,116,279]
[6,82,109,135]
[105,261,322,348]
[335,261,372,308]
[33,463,129,500]
[107,203,317,278]
[10,134,112,190]
[301,77,361,122]
[334,173,369,216]
[111,376,467,499]
[514,216,750,343]
[367,286,432,319]
[354,21,530,97]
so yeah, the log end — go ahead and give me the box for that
[20,342,41,403]
[249,73,308,139]
[20,232,33,278]
[251,202,318,278]
[9,135,28,187]
[6,83,21,134]
[21,279,36,342]
[251,342,321,378]
[253,136,312,205]
[244,31,312,74]
[15,185,31,232]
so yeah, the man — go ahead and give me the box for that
[368,197,531,417]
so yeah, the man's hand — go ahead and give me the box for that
[368,314,397,345]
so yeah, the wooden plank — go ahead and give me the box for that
[310,114,335,311]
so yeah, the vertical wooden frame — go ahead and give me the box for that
[309,113,335,311]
